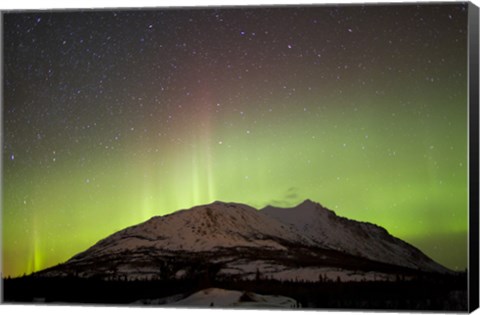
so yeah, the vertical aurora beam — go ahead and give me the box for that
[26,218,43,275]
[184,82,218,205]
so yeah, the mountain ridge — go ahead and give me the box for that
[37,199,451,281]
[260,199,445,272]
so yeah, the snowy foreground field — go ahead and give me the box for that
[165,288,298,308]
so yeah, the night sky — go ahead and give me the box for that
[2,3,469,277]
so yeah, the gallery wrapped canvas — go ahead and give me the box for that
[1,1,479,312]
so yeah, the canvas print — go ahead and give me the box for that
[1,2,478,311]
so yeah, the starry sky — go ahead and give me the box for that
[2,3,469,277]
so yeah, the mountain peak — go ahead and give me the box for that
[212,200,231,205]
[296,199,333,213]
[298,199,316,207]
[300,198,317,205]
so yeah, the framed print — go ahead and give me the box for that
[1,1,479,312]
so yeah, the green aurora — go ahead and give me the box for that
[2,4,469,277]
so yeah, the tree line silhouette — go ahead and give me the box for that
[2,269,467,311]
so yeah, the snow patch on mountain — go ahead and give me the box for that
[218,260,405,282]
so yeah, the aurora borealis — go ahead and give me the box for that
[2,3,469,277]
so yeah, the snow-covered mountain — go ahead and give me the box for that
[37,200,450,280]
[70,201,307,257]
[261,199,446,273]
